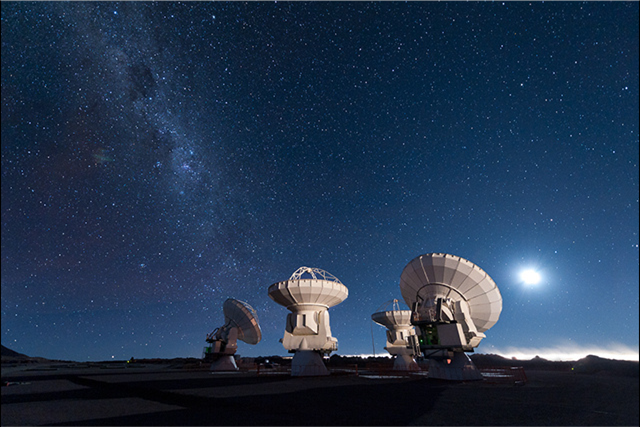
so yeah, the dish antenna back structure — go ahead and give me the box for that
[371,299,420,371]
[204,298,262,371]
[400,253,502,380]
[268,267,348,376]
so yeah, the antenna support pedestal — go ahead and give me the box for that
[291,350,329,376]
[210,355,238,371]
[426,352,483,381]
[394,353,420,371]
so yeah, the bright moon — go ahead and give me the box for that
[521,269,541,285]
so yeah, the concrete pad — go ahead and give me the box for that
[1,365,637,425]
[174,373,409,399]
[2,379,88,396]
[2,397,183,426]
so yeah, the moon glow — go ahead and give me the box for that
[521,269,541,285]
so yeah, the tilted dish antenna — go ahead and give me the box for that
[204,298,262,371]
[400,253,502,380]
[371,299,420,371]
[268,266,348,376]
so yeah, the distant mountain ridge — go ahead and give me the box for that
[1,344,30,359]
[471,353,639,376]
[1,344,50,363]
[572,354,639,376]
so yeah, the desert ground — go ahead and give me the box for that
[2,355,638,426]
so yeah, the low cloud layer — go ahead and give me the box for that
[485,341,639,361]
[355,342,639,362]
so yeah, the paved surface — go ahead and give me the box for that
[2,363,638,425]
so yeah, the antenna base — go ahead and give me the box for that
[210,355,239,371]
[426,352,483,381]
[291,350,329,376]
[393,354,420,371]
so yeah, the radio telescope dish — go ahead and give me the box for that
[268,266,348,376]
[203,298,262,371]
[400,253,502,380]
[223,299,262,345]
[371,299,419,371]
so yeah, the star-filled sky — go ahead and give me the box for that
[2,2,638,362]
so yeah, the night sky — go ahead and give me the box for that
[2,2,638,362]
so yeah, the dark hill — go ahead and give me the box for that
[1,345,50,363]
[573,354,639,376]
[470,353,574,370]
[1,345,29,359]
[470,353,638,376]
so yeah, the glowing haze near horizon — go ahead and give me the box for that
[2,2,638,362]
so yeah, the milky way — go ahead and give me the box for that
[2,2,638,361]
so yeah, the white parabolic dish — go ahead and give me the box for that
[268,267,348,309]
[371,310,413,329]
[223,298,262,345]
[399,253,502,333]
